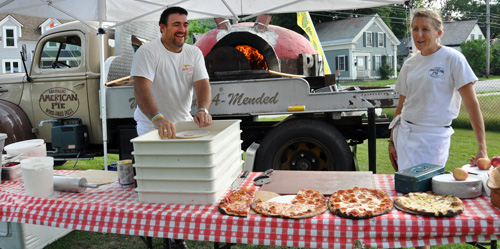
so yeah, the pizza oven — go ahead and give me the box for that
[195,15,327,82]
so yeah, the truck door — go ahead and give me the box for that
[29,31,90,143]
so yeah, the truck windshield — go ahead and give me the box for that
[40,35,82,69]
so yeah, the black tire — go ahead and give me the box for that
[254,118,354,171]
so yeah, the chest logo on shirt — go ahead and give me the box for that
[183,64,194,76]
[428,67,444,78]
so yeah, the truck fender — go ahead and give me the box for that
[0,100,35,146]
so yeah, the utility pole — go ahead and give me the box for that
[486,0,490,77]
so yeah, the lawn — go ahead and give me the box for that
[46,127,500,249]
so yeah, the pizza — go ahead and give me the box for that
[328,187,393,219]
[218,188,256,217]
[394,192,465,217]
[251,189,327,219]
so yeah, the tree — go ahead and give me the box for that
[460,39,490,76]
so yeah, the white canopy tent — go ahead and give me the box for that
[0,0,405,168]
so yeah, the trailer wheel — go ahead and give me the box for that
[254,118,354,171]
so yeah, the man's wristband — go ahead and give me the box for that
[197,108,209,114]
[151,113,164,123]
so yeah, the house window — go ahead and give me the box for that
[479,34,483,40]
[3,27,17,48]
[366,32,373,47]
[338,56,346,71]
[3,60,21,73]
[375,56,381,70]
[471,34,475,40]
[378,33,384,47]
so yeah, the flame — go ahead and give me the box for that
[235,45,268,70]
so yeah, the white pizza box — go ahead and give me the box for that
[136,187,230,205]
[131,120,241,155]
[134,150,243,179]
[134,158,242,192]
[0,221,72,249]
[131,139,242,167]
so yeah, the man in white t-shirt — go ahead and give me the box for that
[131,6,212,139]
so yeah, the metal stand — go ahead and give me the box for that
[467,240,497,249]
[367,108,377,173]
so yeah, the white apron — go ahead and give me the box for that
[390,115,454,171]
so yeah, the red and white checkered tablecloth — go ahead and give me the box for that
[0,171,499,249]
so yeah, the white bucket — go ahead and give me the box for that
[4,139,46,159]
[21,157,54,198]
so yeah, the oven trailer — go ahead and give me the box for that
[0,21,398,171]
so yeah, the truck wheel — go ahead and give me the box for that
[254,118,354,171]
[0,100,35,145]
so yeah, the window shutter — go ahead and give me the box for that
[372,56,375,70]
[384,34,387,48]
[345,56,349,71]
[373,33,376,47]
[335,56,338,70]
[363,32,366,47]
[382,55,386,66]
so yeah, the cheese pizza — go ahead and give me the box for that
[394,192,464,217]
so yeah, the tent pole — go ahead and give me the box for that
[98,0,109,170]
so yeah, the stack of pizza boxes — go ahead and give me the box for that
[131,120,243,205]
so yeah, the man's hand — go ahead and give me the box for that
[154,117,176,139]
[194,110,212,128]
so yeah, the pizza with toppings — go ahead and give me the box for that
[393,192,464,217]
[218,188,256,217]
[251,189,327,219]
[328,187,393,219]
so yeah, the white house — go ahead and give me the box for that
[0,13,63,74]
[314,14,400,80]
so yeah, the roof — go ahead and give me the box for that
[315,15,374,42]
[0,13,70,41]
[441,20,479,46]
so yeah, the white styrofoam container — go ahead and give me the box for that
[132,139,242,167]
[0,221,72,249]
[131,120,241,155]
[134,150,243,179]
[134,159,242,192]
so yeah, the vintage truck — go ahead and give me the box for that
[0,19,398,171]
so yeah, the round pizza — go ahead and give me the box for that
[218,188,256,217]
[251,189,327,219]
[394,192,465,217]
[328,187,393,219]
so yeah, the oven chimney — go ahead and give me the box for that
[254,14,272,33]
[215,17,231,30]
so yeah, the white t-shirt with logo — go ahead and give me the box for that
[131,38,209,134]
[395,46,477,127]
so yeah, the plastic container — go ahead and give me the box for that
[394,163,444,194]
[4,139,46,159]
[132,139,242,167]
[134,158,242,192]
[131,120,241,155]
[0,133,7,152]
[20,157,54,197]
[2,164,22,181]
[134,150,243,179]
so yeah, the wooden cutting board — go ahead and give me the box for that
[258,170,374,195]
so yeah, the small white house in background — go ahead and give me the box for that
[314,14,400,81]
[441,19,485,52]
[0,13,63,74]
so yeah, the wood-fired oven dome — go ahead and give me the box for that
[195,23,316,60]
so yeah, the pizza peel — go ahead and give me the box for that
[258,170,374,195]
[250,190,281,214]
